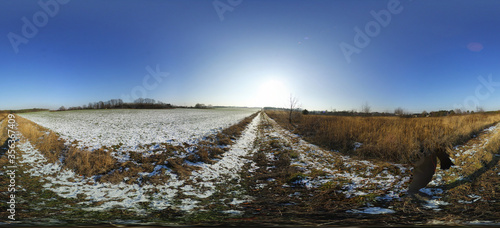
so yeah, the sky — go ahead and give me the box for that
[2,0,500,113]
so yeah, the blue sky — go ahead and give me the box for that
[2,0,500,112]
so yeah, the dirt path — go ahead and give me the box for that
[235,112,412,225]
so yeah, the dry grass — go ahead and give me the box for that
[0,113,7,123]
[438,126,500,223]
[0,117,11,165]
[16,115,65,163]
[15,115,117,177]
[99,161,142,184]
[64,147,117,177]
[184,112,259,166]
[163,112,259,179]
[0,116,10,143]
[166,157,197,179]
[267,111,500,164]
[485,126,500,154]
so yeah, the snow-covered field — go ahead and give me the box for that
[20,108,258,151]
[16,112,261,212]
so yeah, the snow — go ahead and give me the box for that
[18,138,184,211]
[222,210,243,215]
[353,142,363,151]
[423,199,450,210]
[458,194,482,204]
[16,111,261,212]
[419,188,443,196]
[20,109,258,152]
[261,113,411,200]
[467,220,498,225]
[179,112,261,207]
[348,207,395,215]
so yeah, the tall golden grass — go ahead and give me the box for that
[0,114,9,143]
[266,111,500,164]
[16,115,64,163]
[0,113,7,121]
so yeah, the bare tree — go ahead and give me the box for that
[361,102,371,115]
[98,101,104,109]
[288,94,299,124]
[394,107,404,116]
[476,106,485,113]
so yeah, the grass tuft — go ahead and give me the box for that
[64,147,117,177]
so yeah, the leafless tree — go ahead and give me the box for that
[476,106,485,113]
[361,102,371,114]
[98,101,104,109]
[288,94,299,124]
[394,107,404,116]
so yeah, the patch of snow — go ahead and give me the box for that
[222,210,243,215]
[348,207,395,214]
[467,220,497,225]
[458,194,482,204]
[423,199,450,210]
[353,142,363,151]
[419,188,443,196]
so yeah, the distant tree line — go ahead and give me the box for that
[2,108,49,114]
[57,98,173,111]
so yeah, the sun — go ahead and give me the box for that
[255,79,289,108]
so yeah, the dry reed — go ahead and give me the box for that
[16,115,64,163]
[267,111,500,164]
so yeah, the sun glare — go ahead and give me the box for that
[255,79,289,108]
